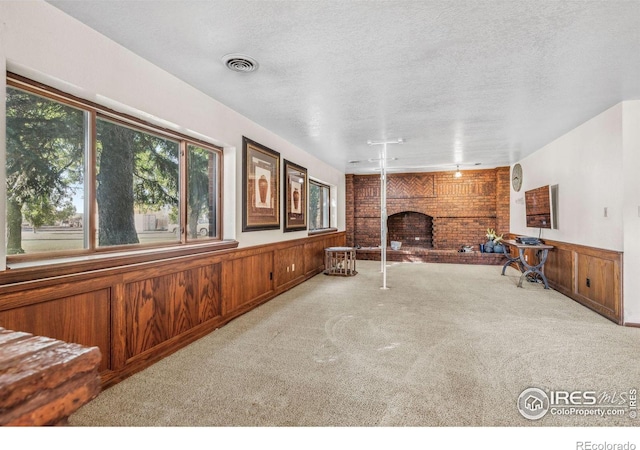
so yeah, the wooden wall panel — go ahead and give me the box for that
[304,234,348,277]
[197,264,221,322]
[325,233,347,249]
[0,290,111,372]
[577,254,618,315]
[125,264,222,360]
[509,235,623,324]
[126,273,174,358]
[223,252,274,314]
[0,232,344,387]
[544,247,573,294]
[275,245,305,288]
[169,269,198,340]
[504,246,540,274]
[305,239,326,276]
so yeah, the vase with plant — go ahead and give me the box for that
[493,233,505,254]
[485,228,504,253]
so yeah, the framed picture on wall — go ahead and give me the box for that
[242,136,280,231]
[283,159,308,232]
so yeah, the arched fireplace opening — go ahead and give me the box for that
[387,212,433,249]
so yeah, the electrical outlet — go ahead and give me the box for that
[586,278,591,288]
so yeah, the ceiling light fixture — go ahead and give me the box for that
[454,165,462,178]
[221,53,259,73]
[367,157,398,162]
[367,138,404,146]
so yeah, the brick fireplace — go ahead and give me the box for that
[345,167,510,263]
[387,211,433,248]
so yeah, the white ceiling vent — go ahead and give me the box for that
[222,54,259,73]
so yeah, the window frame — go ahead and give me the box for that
[308,178,333,233]
[185,142,221,241]
[6,73,224,263]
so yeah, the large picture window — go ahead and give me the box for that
[6,86,87,255]
[309,179,331,231]
[96,118,180,248]
[5,75,222,259]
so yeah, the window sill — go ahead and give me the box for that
[1,240,239,286]
[308,228,338,236]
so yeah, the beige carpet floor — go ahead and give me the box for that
[69,261,640,427]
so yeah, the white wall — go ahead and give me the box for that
[511,101,640,324]
[510,103,624,251]
[0,1,345,261]
[622,101,640,323]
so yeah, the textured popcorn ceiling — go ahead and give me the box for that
[48,0,640,174]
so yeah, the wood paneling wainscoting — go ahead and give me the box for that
[0,232,345,388]
[506,236,623,324]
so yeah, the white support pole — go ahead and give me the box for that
[380,142,388,289]
[367,138,403,290]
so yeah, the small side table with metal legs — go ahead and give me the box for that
[501,240,554,289]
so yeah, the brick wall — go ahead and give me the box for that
[345,174,355,246]
[496,167,510,236]
[388,212,433,248]
[346,167,510,250]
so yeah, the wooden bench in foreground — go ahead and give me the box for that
[0,327,101,426]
